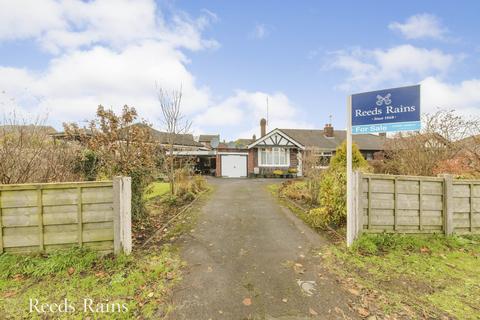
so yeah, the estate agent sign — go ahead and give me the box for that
[346,85,421,246]
[351,85,421,134]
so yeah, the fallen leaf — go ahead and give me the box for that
[282,298,288,303]
[293,263,305,274]
[420,247,430,254]
[207,266,213,272]
[309,307,318,315]
[242,297,252,306]
[13,274,24,281]
[348,288,360,296]
[357,307,370,317]
[67,267,75,275]
[3,291,16,298]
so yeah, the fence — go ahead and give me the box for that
[350,172,480,242]
[0,177,131,255]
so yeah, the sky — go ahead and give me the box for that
[0,0,479,141]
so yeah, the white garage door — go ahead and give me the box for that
[221,155,247,178]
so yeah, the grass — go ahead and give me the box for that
[0,245,183,319]
[144,181,170,201]
[325,233,480,319]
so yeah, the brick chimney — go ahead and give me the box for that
[324,123,334,137]
[260,118,267,137]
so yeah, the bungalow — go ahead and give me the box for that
[215,118,386,178]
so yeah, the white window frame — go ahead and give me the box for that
[258,147,290,167]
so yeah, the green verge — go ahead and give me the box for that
[325,233,480,319]
[0,245,183,319]
[144,181,170,201]
[269,183,480,318]
[0,182,213,319]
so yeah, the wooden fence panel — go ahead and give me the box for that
[0,177,131,255]
[357,172,479,236]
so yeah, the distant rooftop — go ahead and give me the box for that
[280,128,386,151]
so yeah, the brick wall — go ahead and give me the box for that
[248,149,256,175]
[215,153,221,177]
[290,149,298,167]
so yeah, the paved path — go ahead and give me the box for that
[167,178,361,320]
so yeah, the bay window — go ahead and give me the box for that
[259,147,290,166]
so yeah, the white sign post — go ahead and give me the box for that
[346,85,421,247]
[346,95,354,247]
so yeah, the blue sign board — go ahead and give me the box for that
[351,85,420,134]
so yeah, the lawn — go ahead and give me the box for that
[324,234,480,319]
[0,246,183,319]
[144,181,170,200]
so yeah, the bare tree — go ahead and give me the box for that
[301,150,325,205]
[0,111,80,184]
[157,87,191,195]
[382,109,480,176]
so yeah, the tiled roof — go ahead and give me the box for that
[280,129,386,150]
[199,134,220,142]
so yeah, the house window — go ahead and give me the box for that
[259,147,290,166]
[362,151,374,160]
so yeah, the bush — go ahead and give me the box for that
[192,175,207,193]
[272,169,284,176]
[0,120,82,184]
[279,180,310,202]
[64,106,157,221]
[182,191,195,202]
[307,142,370,228]
[161,194,178,207]
[74,149,100,181]
[130,168,154,219]
[175,174,208,199]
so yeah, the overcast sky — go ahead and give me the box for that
[1,0,479,140]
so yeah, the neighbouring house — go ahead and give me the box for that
[198,134,220,149]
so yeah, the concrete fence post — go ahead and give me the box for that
[113,176,132,255]
[442,174,454,235]
[354,171,363,237]
[347,170,362,246]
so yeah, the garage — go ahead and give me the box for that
[220,154,247,178]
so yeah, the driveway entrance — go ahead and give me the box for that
[167,178,362,319]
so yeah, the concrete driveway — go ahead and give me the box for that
[167,178,361,320]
